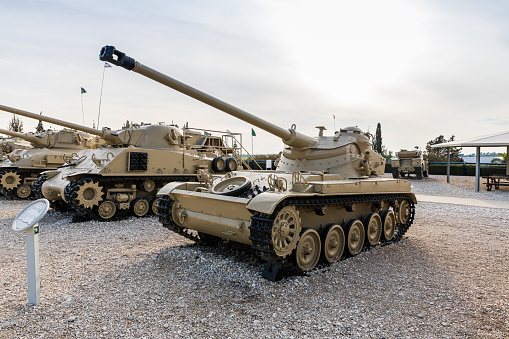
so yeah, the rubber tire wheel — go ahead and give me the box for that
[211,177,252,196]
[211,157,226,173]
[225,158,238,172]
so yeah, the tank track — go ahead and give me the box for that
[248,194,416,274]
[0,168,44,199]
[32,173,47,199]
[64,175,196,221]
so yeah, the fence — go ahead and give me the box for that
[385,161,507,176]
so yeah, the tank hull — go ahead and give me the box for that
[157,171,416,278]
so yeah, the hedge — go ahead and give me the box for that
[385,161,508,176]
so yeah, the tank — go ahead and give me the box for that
[101,46,417,280]
[0,108,106,200]
[1,137,32,157]
[391,148,429,179]
[0,105,244,220]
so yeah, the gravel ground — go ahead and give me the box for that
[1,176,508,338]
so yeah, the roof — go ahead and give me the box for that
[432,130,509,147]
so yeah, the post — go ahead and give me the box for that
[26,225,40,305]
[506,146,509,176]
[475,146,481,192]
[447,148,451,183]
[12,199,49,306]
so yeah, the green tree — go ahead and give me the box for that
[35,112,45,133]
[8,114,23,132]
[373,123,383,154]
[426,135,462,162]
[491,152,507,163]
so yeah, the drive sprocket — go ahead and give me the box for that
[0,170,22,191]
[75,180,104,209]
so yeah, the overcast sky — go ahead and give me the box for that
[1,0,508,154]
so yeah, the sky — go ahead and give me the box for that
[1,0,509,155]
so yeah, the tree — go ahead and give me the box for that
[35,111,45,133]
[8,114,23,132]
[373,123,383,155]
[426,135,462,162]
[491,152,507,163]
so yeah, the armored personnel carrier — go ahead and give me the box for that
[3,105,242,220]
[391,148,429,179]
[0,107,105,200]
[101,46,416,280]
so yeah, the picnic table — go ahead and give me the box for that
[482,175,509,191]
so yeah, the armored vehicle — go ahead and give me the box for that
[391,148,429,179]
[0,112,105,199]
[101,46,416,280]
[2,105,243,220]
[1,137,32,157]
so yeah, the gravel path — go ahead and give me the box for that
[1,176,508,338]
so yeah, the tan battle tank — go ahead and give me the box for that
[0,108,105,200]
[391,148,429,179]
[2,105,243,220]
[101,46,417,280]
[1,137,32,157]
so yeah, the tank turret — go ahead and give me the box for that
[100,46,385,178]
[100,45,416,281]
[0,104,182,148]
[0,127,103,150]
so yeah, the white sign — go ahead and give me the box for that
[12,199,50,306]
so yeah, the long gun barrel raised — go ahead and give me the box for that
[0,104,122,144]
[99,46,318,149]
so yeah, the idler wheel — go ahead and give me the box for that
[296,228,321,271]
[321,224,345,263]
[363,212,382,246]
[97,200,117,220]
[225,158,238,172]
[132,198,150,217]
[397,200,411,225]
[211,156,226,173]
[211,176,252,196]
[16,184,32,199]
[0,171,22,190]
[272,206,301,258]
[345,219,365,256]
[381,210,396,241]
[76,180,104,209]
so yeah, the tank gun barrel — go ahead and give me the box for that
[0,128,46,146]
[0,104,121,144]
[99,46,318,149]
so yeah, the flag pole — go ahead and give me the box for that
[98,62,110,128]
[81,93,85,125]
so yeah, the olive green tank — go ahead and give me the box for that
[0,106,106,199]
[101,46,417,280]
[2,105,243,220]
[391,148,429,179]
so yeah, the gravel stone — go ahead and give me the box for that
[0,175,508,338]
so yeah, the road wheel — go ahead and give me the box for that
[296,228,321,271]
[380,210,396,241]
[363,213,382,246]
[132,198,150,217]
[151,197,161,215]
[16,184,32,199]
[97,200,116,220]
[345,219,365,256]
[321,224,345,263]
